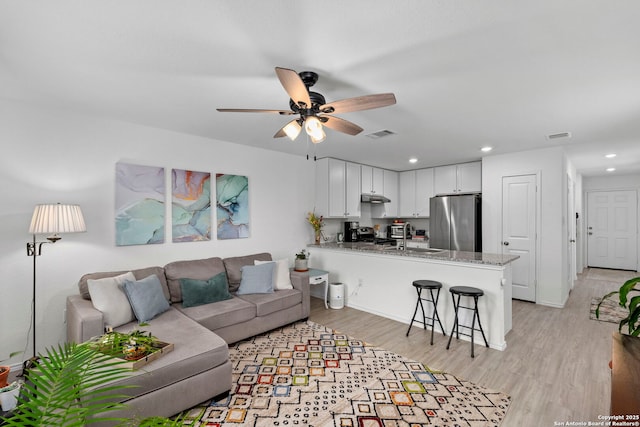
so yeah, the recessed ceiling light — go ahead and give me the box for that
[480,146,493,152]
[605,153,617,158]
[409,158,418,164]
[606,167,616,172]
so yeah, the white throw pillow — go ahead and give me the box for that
[255,259,293,290]
[87,272,136,328]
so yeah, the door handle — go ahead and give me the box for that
[588,232,593,235]
[503,241,509,246]
[570,239,576,243]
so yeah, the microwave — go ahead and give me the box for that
[388,224,410,239]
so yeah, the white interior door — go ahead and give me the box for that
[567,175,577,289]
[502,175,538,302]
[587,190,638,270]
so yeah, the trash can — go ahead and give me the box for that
[329,282,345,309]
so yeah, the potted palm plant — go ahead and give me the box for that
[0,342,184,426]
[596,276,640,336]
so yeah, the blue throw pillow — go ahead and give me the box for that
[180,272,233,308]
[123,274,170,322]
[236,262,275,295]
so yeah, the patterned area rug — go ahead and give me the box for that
[181,321,510,426]
[590,296,627,324]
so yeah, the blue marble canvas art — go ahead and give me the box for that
[115,162,165,246]
[172,169,211,242]
[216,174,249,239]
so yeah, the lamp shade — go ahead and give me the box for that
[29,204,86,234]
[283,120,302,141]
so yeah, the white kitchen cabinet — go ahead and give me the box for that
[371,169,398,218]
[361,165,384,195]
[315,158,361,218]
[345,162,361,217]
[398,171,415,217]
[434,161,481,194]
[398,168,434,217]
[457,161,482,193]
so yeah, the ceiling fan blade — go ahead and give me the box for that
[274,128,286,138]
[275,67,312,108]
[320,115,363,136]
[320,93,396,114]
[216,108,294,115]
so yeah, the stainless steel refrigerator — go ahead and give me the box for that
[429,194,482,252]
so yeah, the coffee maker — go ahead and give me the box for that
[344,221,359,242]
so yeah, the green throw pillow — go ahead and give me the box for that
[180,272,233,308]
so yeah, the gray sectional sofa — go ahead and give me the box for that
[65,252,310,424]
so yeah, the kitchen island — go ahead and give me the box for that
[307,242,519,351]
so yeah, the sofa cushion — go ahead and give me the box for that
[87,272,136,328]
[237,289,302,317]
[79,267,169,301]
[164,257,226,303]
[255,259,293,290]
[236,263,274,295]
[123,274,171,322]
[223,253,272,293]
[175,296,255,331]
[110,307,229,402]
[180,272,233,308]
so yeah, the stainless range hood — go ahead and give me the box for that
[361,193,391,204]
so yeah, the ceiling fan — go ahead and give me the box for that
[217,67,396,143]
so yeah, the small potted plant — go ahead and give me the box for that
[0,351,22,413]
[294,249,310,272]
[596,276,640,336]
[0,352,21,388]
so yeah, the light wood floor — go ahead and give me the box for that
[309,267,637,426]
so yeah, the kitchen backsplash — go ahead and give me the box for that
[320,215,429,242]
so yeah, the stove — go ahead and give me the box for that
[356,227,397,245]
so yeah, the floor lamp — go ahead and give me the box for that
[26,203,86,358]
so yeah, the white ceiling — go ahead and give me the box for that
[2,1,640,176]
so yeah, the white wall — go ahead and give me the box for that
[482,146,567,307]
[583,173,640,192]
[0,100,314,362]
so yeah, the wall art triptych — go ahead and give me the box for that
[115,162,249,246]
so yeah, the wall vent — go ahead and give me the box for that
[365,129,396,139]
[545,131,572,141]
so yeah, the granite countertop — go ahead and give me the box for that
[309,242,519,266]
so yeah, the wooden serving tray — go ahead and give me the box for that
[103,341,174,370]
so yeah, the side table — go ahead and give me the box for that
[308,268,329,309]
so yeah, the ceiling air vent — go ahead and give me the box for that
[545,132,572,141]
[365,129,396,139]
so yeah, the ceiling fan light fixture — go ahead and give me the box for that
[310,127,326,144]
[283,120,302,140]
[305,116,325,142]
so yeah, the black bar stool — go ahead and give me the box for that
[446,286,489,357]
[406,280,446,345]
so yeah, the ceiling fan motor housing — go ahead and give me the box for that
[298,71,319,88]
[289,90,326,117]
